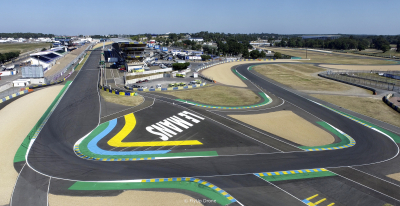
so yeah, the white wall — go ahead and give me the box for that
[126,74,164,85]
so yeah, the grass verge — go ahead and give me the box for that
[161,85,260,106]
[100,90,144,107]
[269,47,396,64]
[254,64,351,91]
[0,43,52,54]
[310,94,400,128]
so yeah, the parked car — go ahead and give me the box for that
[143,79,149,82]
[140,86,147,89]
[156,84,162,89]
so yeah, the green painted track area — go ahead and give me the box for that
[176,92,271,109]
[14,81,72,163]
[233,68,247,80]
[75,121,218,161]
[69,179,234,206]
[255,168,336,182]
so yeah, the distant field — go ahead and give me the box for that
[269,47,396,65]
[253,64,352,91]
[343,48,399,58]
[0,43,52,54]
[310,94,400,128]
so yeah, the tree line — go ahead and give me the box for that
[275,35,399,53]
[0,51,20,64]
[0,33,54,38]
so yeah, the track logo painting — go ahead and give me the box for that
[146,111,205,140]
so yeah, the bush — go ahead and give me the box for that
[172,62,190,70]
[201,55,211,61]
[273,52,282,59]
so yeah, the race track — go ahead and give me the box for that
[14,50,400,205]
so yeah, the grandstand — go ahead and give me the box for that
[114,42,146,72]
[29,47,66,71]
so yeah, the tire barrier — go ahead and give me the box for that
[0,89,34,104]
[124,83,207,92]
[382,93,400,113]
[25,79,65,90]
[318,73,377,95]
[99,85,136,96]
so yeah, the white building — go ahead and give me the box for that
[189,38,204,42]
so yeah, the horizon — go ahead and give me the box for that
[1,0,399,35]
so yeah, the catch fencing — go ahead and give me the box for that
[320,70,400,93]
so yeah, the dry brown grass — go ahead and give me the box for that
[0,42,52,54]
[310,94,400,128]
[270,48,396,65]
[100,90,144,107]
[254,64,351,91]
[229,111,334,146]
[319,64,400,71]
[162,85,261,106]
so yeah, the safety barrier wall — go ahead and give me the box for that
[125,82,207,92]
[126,68,172,76]
[318,73,377,95]
[382,93,400,113]
[0,82,13,93]
[125,73,164,85]
[0,89,33,104]
[99,85,136,96]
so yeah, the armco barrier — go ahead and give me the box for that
[125,83,207,92]
[318,73,377,95]
[99,85,136,96]
[382,94,400,113]
[0,89,33,104]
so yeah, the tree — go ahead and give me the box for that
[357,44,366,51]
[242,49,250,58]
[381,44,390,53]
[260,51,267,58]
[201,55,211,61]
[273,52,282,59]
[172,62,190,70]
[250,50,260,59]
[397,40,400,52]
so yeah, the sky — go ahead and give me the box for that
[1,0,399,36]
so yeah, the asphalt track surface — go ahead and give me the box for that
[15,50,400,205]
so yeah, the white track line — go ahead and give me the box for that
[349,167,400,189]
[10,163,26,206]
[254,174,307,205]
[329,169,400,203]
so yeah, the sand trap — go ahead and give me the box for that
[201,60,297,87]
[387,173,400,182]
[320,64,400,71]
[229,111,334,147]
[49,190,203,206]
[0,85,63,205]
